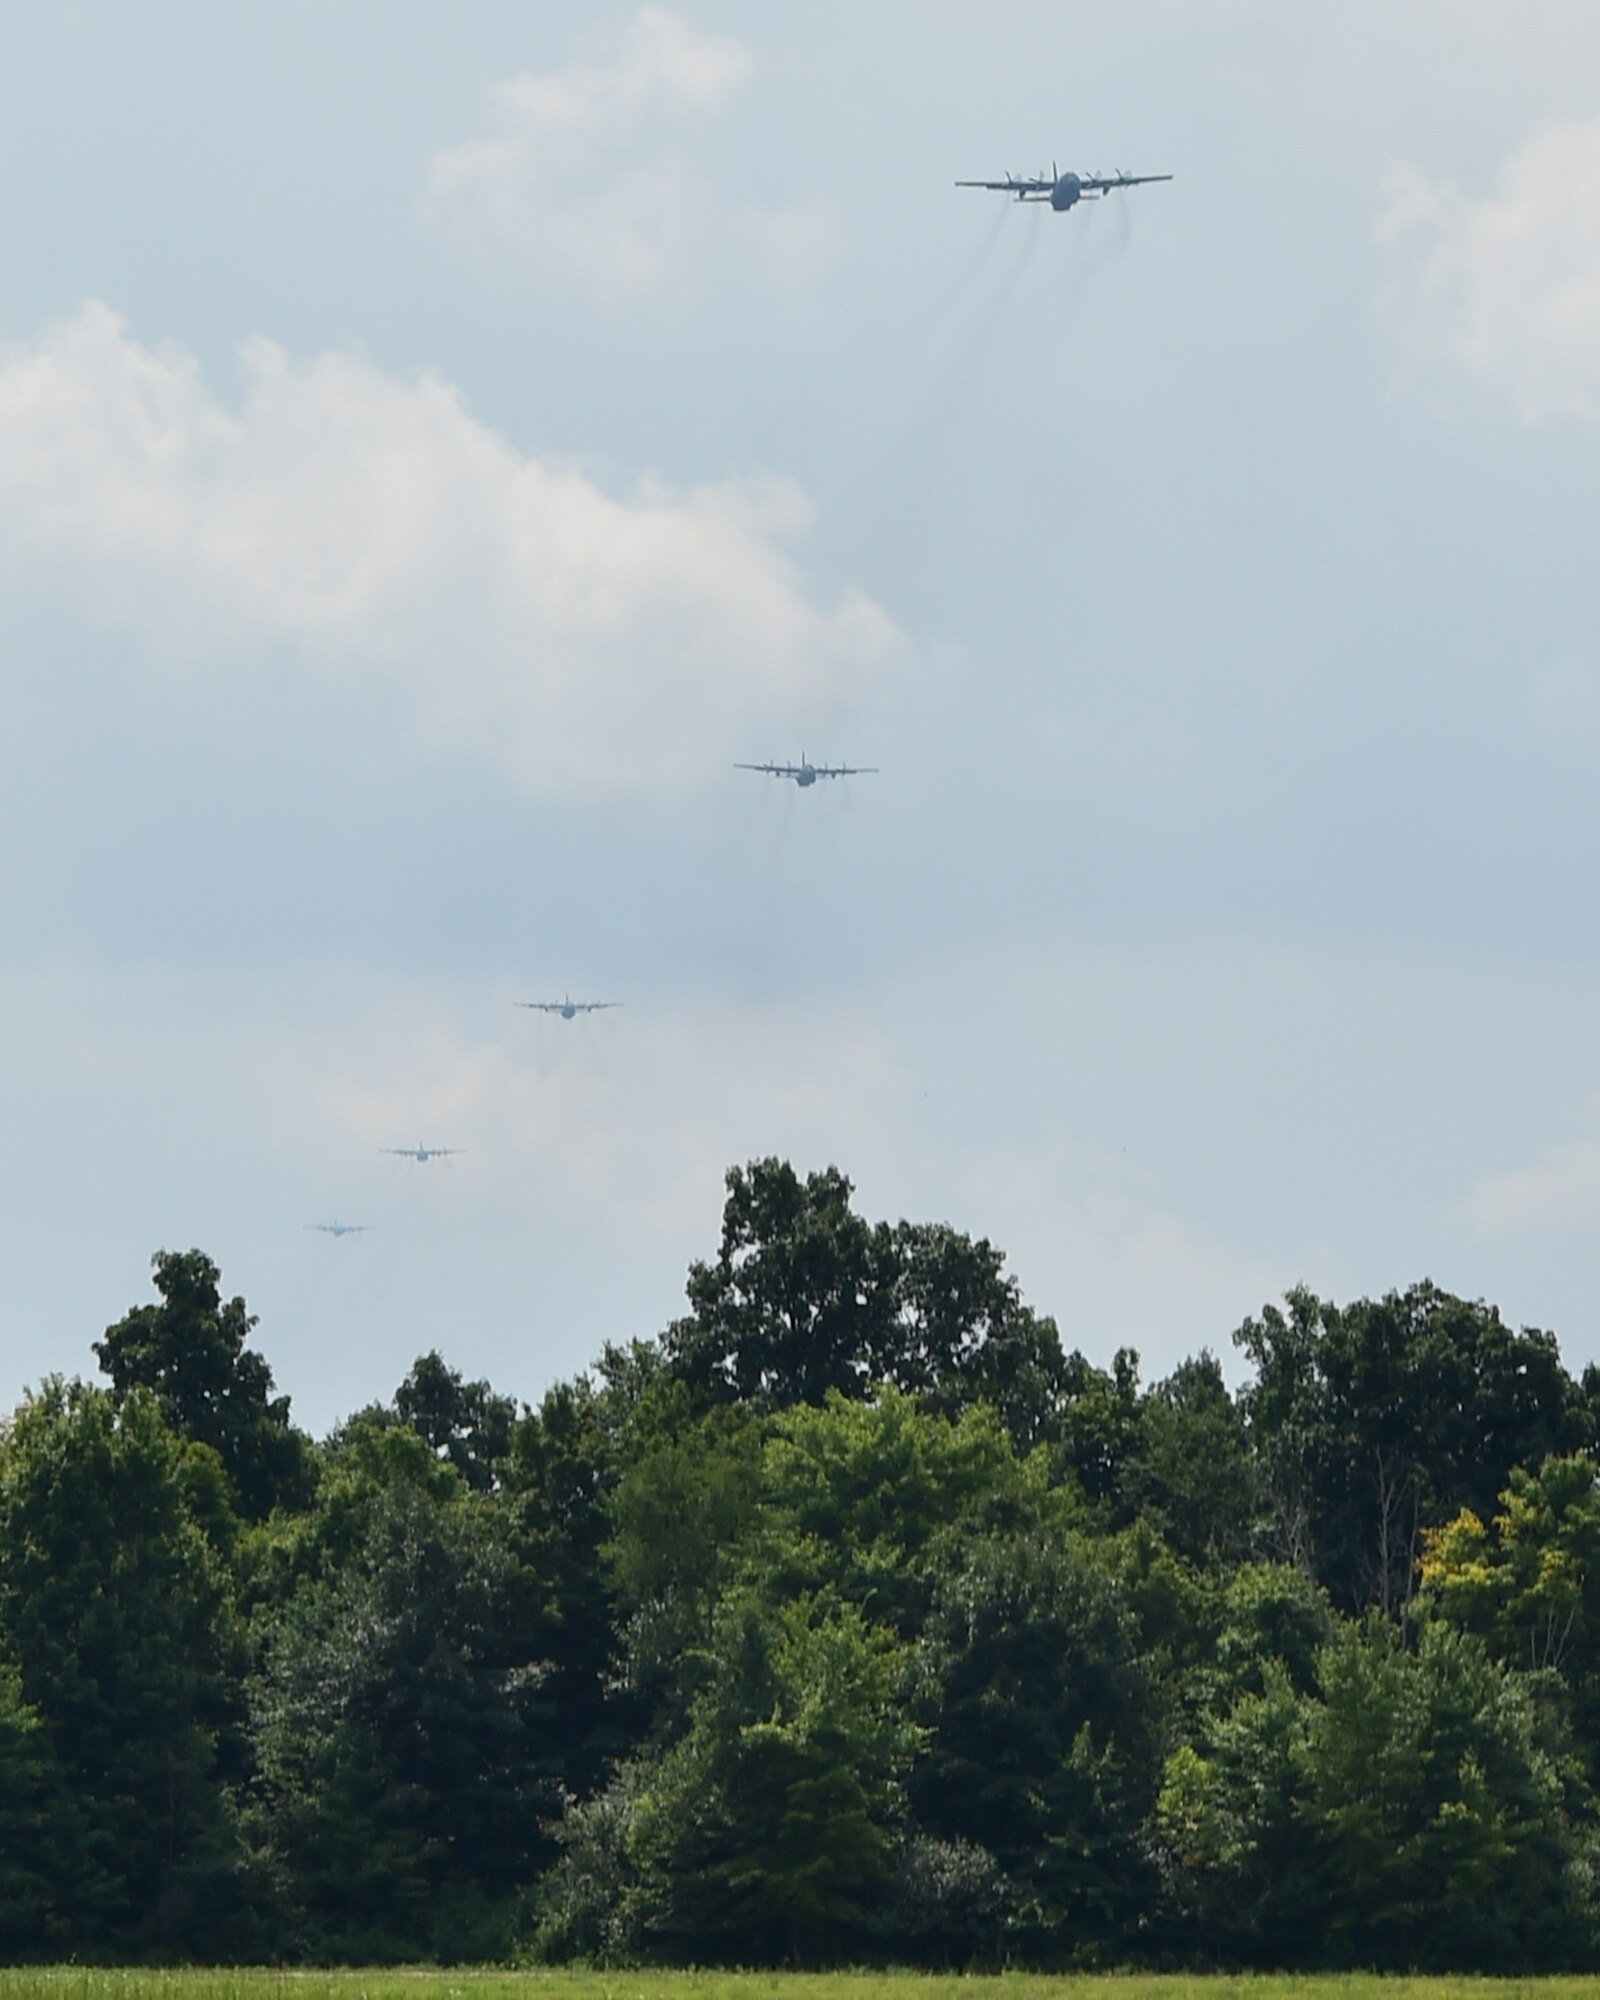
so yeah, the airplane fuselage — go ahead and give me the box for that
[561,1002,577,1019]
[795,765,817,786]
[1051,173,1083,210]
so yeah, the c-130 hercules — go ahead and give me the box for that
[957,163,1172,212]
[736,756,877,788]
[517,996,620,1020]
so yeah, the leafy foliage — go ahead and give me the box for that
[664,1159,1068,1446]
[7,1166,1600,1968]
[246,1424,557,1960]
[0,1382,252,1955]
[1235,1281,1590,1614]
[624,1588,921,1965]
[95,1249,313,1521]
[911,1525,1161,1960]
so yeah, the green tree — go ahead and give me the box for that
[910,1525,1160,1960]
[1235,1282,1587,1615]
[624,1588,921,1964]
[603,1391,765,1725]
[394,1349,515,1492]
[1296,1620,1588,1969]
[1420,1452,1600,1769]
[95,1249,314,1521]
[1154,1663,1317,1964]
[0,1381,249,1955]
[665,1161,890,1407]
[504,1375,644,1798]
[0,1656,73,1957]
[663,1160,1068,1445]
[1047,1347,1146,1520]
[247,1422,558,1960]
[1207,1561,1330,1705]
[1130,1353,1258,1567]
[755,1388,1042,1639]
[880,1220,1069,1449]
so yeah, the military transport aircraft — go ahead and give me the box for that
[309,1222,368,1237]
[384,1145,460,1163]
[956,164,1172,212]
[736,756,877,788]
[517,996,621,1020]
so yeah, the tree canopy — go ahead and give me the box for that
[5,1165,1600,1969]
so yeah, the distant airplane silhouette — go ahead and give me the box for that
[517,995,621,1020]
[736,755,876,788]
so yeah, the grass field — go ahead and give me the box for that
[3,1976,1599,2000]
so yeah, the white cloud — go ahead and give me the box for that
[423,8,837,302]
[1377,117,1600,422]
[0,302,903,794]
[493,6,750,138]
[1466,1139,1600,1233]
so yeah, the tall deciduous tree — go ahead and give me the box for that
[1298,1621,1586,1969]
[911,1526,1160,1960]
[663,1159,1068,1445]
[0,1381,249,1955]
[505,1376,644,1799]
[247,1423,557,1960]
[95,1249,313,1521]
[1235,1282,1588,1614]
[1420,1452,1600,1769]
[625,1588,921,1964]
[665,1161,894,1407]
[1130,1352,1258,1567]
[0,1657,72,1957]
[394,1350,515,1492]
[756,1388,1044,1639]
[1154,1664,1316,1964]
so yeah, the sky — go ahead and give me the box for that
[4,2,1600,1432]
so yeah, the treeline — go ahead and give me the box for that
[6,1158,1600,1968]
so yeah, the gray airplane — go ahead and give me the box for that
[957,163,1172,211]
[309,1221,368,1237]
[737,756,877,788]
[518,996,621,1020]
[384,1145,460,1163]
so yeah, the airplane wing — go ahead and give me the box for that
[1079,172,1173,193]
[956,176,1053,196]
[814,764,878,778]
[579,1002,620,1012]
[516,1002,562,1012]
[734,761,797,777]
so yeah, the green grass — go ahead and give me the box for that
[4,1977,1600,2000]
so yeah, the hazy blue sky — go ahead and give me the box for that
[5,2,1600,1430]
